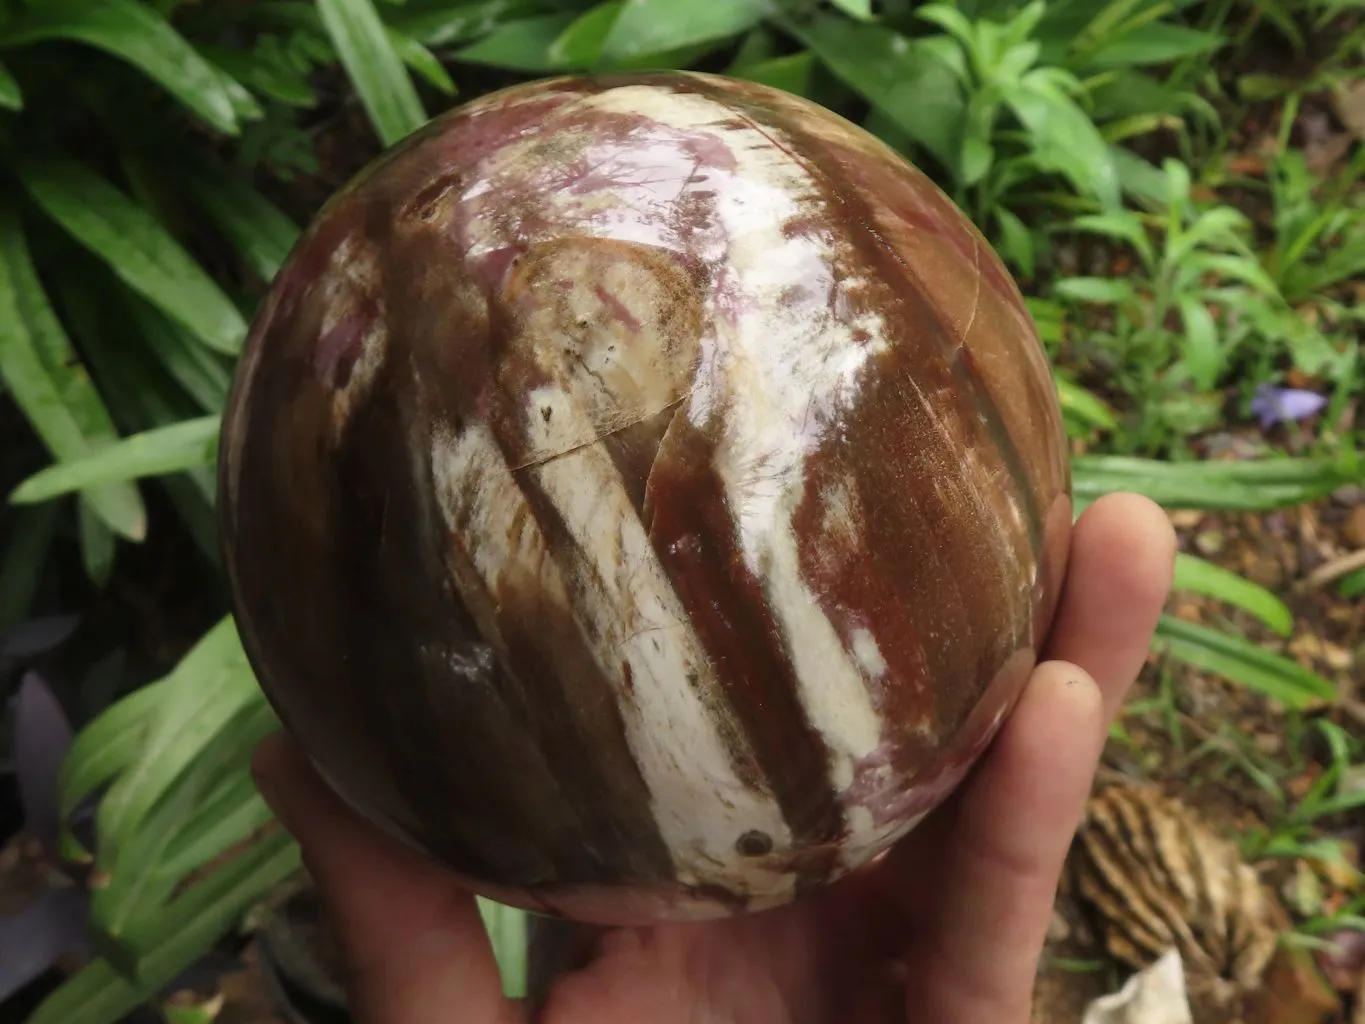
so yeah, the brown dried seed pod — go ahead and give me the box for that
[1073,785,1282,994]
[219,71,1072,925]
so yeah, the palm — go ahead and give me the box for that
[534,866,905,1023]
[252,494,1176,1024]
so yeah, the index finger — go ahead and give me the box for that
[1043,492,1177,720]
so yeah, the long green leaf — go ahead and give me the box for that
[1153,615,1337,707]
[0,504,60,632]
[478,898,528,998]
[454,13,581,70]
[17,158,248,355]
[79,504,116,587]
[1008,72,1121,209]
[1171,553,1293,637]
[184,173,300,285]
[730,50,816,96]
[195,40,318,108]
[600,0,771,62]
[92,699,278,947]
[95,619,260,860]
[125,297,233,413]
[29,831,301,1024]
[549,1,624,67]
[0,60,21,109]
[1072,454,1360,510]
[58,677,173,824]
[157,772,275,883]
[790,15,965,176]
[831,0,874,18]
[393,0,545,48]
[1,0,240,134]
[1055,375,1119,430]
[11,416,220,506]
[50,263,221,566]
[1084,24,1224,68]
[0,206,146,540]
[388,25,458,94]
[317,0,427,147]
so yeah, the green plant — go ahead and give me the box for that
[1264,147,1365,306]
[0,0,438,1016]
[781,0,1225,275]
[1052,158,1350,452]
[1237,718,1365,864]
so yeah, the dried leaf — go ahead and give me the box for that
[1316,928,1365,992]
[1074,785,1282,997]
[14,672,74,853]
[1247,944,1340,1024]
[0,887,90,1001]
[1330,79,1365,142]
[1,616,79,660]
[1083,948,1194,1024]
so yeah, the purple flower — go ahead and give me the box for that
[1249,384,1328,429]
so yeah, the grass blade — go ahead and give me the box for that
[17,157,248,355]
[1,0,240,134]
[316,0,427,147]
[1172,553,1294,637]
[0,205,145,540]
[1153,615,1337,708]
[11,416,220,506]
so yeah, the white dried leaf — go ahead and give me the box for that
[1082,948,1194,1024]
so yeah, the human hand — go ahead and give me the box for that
[251,492,1176,1024]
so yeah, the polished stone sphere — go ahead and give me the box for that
[219,71,1073,926]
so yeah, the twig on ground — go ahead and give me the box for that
[1298,547,1365,590]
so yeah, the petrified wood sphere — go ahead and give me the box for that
[220,71,1072,925]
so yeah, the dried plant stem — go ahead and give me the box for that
[1299,547,1365,590]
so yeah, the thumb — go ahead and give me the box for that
[251,733,517,1024]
